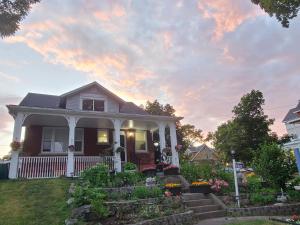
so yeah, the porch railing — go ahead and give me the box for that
[18,156,67,179]
[165,156,172,164]
[74,156,115,176]
[17,156,115,179]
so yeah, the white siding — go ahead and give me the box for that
[65,86,119,113]
[286,123,300,139]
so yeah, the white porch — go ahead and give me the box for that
[8,106,181,179]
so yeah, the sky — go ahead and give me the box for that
[0,0,300,157]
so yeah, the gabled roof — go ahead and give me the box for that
[190,144,215,161]
[17,82,150,116]
[19,93,61,109]
[120,102,148,115]
[283,101,300,123]
[60,81,126,104]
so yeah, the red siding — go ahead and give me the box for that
[83,128,113,156]
[22,126,43,156]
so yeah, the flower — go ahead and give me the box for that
[10,141,21,151]
[175,144,183,152]
[164,190,172,197]
[191,181,209,186]
[209,179,229,192]
[68,145,75,152]
[165,183,181,188]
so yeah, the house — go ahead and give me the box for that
[187,144,218,163]
[283,101,300,173]
[7,82,182,179]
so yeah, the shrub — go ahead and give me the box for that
[124,162,137,171]
[287,190,300,202]
[73,186,107,206]
[253,142,297,190]
[247,176,263,192]
[113,172,144,187]
[180,162,213,183]
[249,192,275,205]
[81,164,111,187]
[131,186,163,199]
[91,198,109,219]
[139,204,161,219]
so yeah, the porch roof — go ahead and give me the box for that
[7,105,183,123]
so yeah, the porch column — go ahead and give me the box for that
[67,116,76,177]
[169,122,179,167]
[9,112,25,179]
[158,122,166,153]
[113,119,122,172]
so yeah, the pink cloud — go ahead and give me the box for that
[197,0,259,39]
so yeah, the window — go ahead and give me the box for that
[97,129,109,144]
[75,128,84,152]
[42,127,84,153]
[135,130,147,151]
[82,99,105,112]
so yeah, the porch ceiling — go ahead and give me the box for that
[76,117,113,128]
[23,114,68,127]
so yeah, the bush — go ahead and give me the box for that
[73,185,107,206]
[124,162,137,170]
[91,198,109,219]
[253,142,297,190]
[180,162,212,183]
[81,164,111,187]
[139,204,161,219]
[113,172,144,187]
[131,186,163,199]
[287,190,300,202]
[249,193,275,205]
[247,176,262,192]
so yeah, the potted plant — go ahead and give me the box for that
[190,181,212,193]
[141,165,157,177]
[209,179,229,193]
[10,141,22,151]
[165,183,182,196]
[163,164,179,175]
[116,146,125,153]
[124,162,137,173]
[156,162,169,172]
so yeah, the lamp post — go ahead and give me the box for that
[231,149,240,208]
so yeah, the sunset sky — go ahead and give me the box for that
[0,0,300,157]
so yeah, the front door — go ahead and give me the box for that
[120,131,127,163]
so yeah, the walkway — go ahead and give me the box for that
[197,216,285,225]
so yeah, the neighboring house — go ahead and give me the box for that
[283,101,300,150]
[188,144,218,163]
[7,82,182,179]
[283,101,300,174]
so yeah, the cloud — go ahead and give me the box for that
[0,72,20,82]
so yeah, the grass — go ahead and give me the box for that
[227,220,284,225]
[0,178,72,225]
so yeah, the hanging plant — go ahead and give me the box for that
[116,146,125,153]
[175,144,183,152]
[68,145,75,152]
[10,141,21,151]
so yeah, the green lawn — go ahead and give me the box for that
[0,178,71,225]
[227,220,284,225]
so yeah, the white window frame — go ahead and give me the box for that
[97,129,109,145]
[80,94,107,112]
[41,127,84,154]
[135,130,148,152]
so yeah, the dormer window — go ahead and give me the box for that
[82,99,105,111]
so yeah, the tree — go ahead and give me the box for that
[0,0,40,38]
[144,100,203,152]
[212,90,274,163]
[251,0,300,28]
[253,142,297,190]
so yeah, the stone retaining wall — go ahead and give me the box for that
[128,210,193,225]
[228,203,300,217]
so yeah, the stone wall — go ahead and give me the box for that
[228,203,300,217]
[129,210,193,225]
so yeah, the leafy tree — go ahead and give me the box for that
[144,100,203,152]
[253,142,297,190]
[0,0,40,38]
[251,0,300,28]
[212,90,274,163]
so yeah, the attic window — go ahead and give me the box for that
[82,99,105,112]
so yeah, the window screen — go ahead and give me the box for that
[135,130,147,151]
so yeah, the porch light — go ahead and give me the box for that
[154,142,159,147]
[128,131,134,137]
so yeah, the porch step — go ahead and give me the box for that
[189,204,221,213]
[182,193,209,201]
[194,210,227,220]
[184,199,213,207]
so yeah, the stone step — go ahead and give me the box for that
[182,193,209,201]
[188,204,221,213]
[194,210,227,221]
[184,199,213,207]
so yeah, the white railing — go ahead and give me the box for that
[18,156,67,179]
[74,156,115,176]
